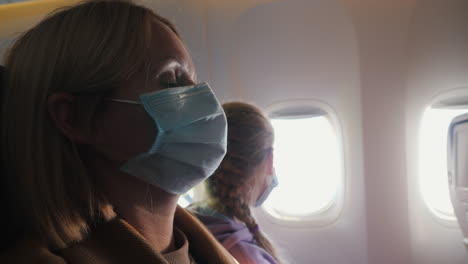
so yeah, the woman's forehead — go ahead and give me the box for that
[111,19,195,97]
[148,18,193,71]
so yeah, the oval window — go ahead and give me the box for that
[419,89,468,220]
[262,100,344,223]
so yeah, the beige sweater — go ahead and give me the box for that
[0,207,238,264]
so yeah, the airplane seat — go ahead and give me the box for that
[0,64,25,252]
[448,113,468,247]
[0,64,10,251]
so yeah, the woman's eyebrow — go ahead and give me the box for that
[152,57,196,81]
[151,57,182,79]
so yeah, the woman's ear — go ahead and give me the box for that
[47,92,92,144]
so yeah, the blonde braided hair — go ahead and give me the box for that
[205,102,282,263]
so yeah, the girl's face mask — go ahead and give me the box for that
[255,171,279,207]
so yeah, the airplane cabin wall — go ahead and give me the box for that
[341,0,416,263]
[204,1,367,263]
[406,0,468,263]
[203,0,468,263]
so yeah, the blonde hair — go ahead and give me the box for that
[2,0,178,249]
[205,102,282,263]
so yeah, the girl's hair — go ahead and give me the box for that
[2,0,179,249]
[205,102,282,263]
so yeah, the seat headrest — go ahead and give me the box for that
[0,0,81,38]
[0,65,4,88]
[0,65,4,85]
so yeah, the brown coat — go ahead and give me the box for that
[0,207,238,264]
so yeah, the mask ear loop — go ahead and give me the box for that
[106,99,141,104]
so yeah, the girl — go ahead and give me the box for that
[190,102,282,264]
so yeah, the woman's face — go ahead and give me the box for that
[92,18,197,162]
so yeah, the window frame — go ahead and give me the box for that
[418,87,468,226]
[256,99,346,227]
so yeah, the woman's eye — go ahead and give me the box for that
[163,81,179,88]
[157,71,178,88]
[159,70,194,88]
[160,76,179,88]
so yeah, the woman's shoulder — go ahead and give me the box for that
[0,238,66,264]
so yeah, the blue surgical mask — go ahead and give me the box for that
[255,171,279,207]
[109,82,227,195]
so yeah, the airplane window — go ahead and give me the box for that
[419,107,468,220]
[454,127,468,188]
[262,110,344,222]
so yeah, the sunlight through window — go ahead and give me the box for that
[419,108,468,219]
[177,189,194,208]
[263,116,342,220]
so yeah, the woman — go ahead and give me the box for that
[189,102,283,264]
[0,1,236,263]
